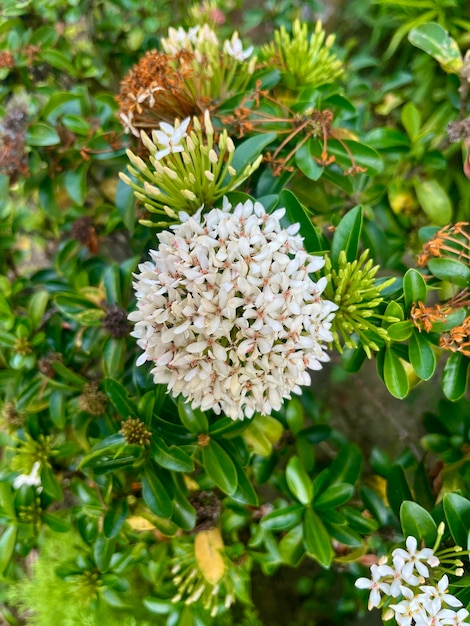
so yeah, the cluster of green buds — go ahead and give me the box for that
[10,433,56,476]
[120,111,263,226]
[120,417,151,446]
[322,250,396,357]
[261,19,344,90]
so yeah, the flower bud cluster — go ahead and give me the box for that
[355,536,468,626]
[120,112,262,227]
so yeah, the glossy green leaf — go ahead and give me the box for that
[260,504,304,531]
[278,524,304,566]
[41,464,63,501]
[427,258,470,288]
[102,337,126,379]
[26,122,61,146]
[62,114,91,136]
[361,486,390,526]
[409,331,436,381]
[442,353,470,401]
[202,439,238,496]
[384,347,410,399]
[42,513,70,533]
[93,536,115,572]
[286,456,313,505]
[302,508,333,568]
[295,140,324,181]
[414,179,452,225]
[49,390,66,429]
[152,436,194,472]
[230,460,259,506]
[278,189,324,253]
[228,132,276,177]
[314,483,354,511]
[103,377,139,418]
[103,499,129,539]
[388,320,413,342]
[400,501,437,545]
[142,464,173,518]
[0,526,17,574]
[409,22,463,74]
[178,397,208,435]
[330,205,363,269]
[443,493,470,548]
[387,465,413,519]
[403,269,427,312]
[328,443,362,486]
[116,177,136,235]
[64,162,89,205]
[41,49,76,75]
[401,102,421,142]
[28,290,49,329]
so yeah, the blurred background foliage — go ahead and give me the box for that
[1,0,470,625]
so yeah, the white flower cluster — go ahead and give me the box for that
[355,536,468,626]
[13,461,42,492]
[129,198,337,420]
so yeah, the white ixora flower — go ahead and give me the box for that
[151,117,191,161]
[392,535,440,580]
[129,198,337,420]
[418,575,463,609]
[224,32,254,61]
[13,461,42,492]
[355,563,392,610]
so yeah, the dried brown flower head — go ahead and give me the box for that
[0,104,29,182]
[418,222,470,267]
[71,216,99,254]
[102,303,129,338]
[78,382,108,416]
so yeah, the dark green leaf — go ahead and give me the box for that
[152,436,194,472]
[103,499,129,539]
[443,493,470,548]
[442,353,470,401]
[260,504,304,531]
[403,269,427,312]
[428,258,470,288]
[178,397,208,435]
[387,465,413,519]
[331,206,363,269]
[295,140,324,181]
[103,377,138,418]
[64,162,89,205]
[314,483,354,511]
[384,347,410,399]
[328,443,362,486]
[302,508,333,568]
[93,536,115,572]
[278,189,324,253]
[400,501,437,545]
[142,464,173,518]
[26,122,61,146]
[202,439,238,496]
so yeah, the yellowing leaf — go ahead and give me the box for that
[194,528,226,585]
[127,515,156,531]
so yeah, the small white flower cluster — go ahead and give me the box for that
[161,24,253,62]
[129,198,337,420]
[355,536,468,626]
[13,461,42,492]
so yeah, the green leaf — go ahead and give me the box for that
[62,114,91,136]
[102,337,126,379]
[401,102,421,142]
[40,49,76,75]
[49,390,66,429]
[152,436,194,472]
[295,139,324,181]
[103,377,138,418]
[387,465,413,519]
[103,499,129,539]
[28,290,49,329]
[328,139,383,175]
[142,464,173,518]
[443,493,470,548]
[403,269,427,312]
[409,22,463,74]
[400,501,437,545]
[414,179,452,225]
[314,483,354,511]
[202,439,238,496]
[64,162,89,205]
[93,536,115,572]
[442,353,470,401]
[116,177,136,235]
[279,525,304,566]
[409,331,436,381]
[302,508,333,568]
[229,132,276,176]
[178,398,208,435]
[427,258,470,288]
[41,465,63,501]
[230,460,259,506]
[384,347,410,399]
[0,526,17,574]
[42,513,70,533]
[26,122,61,146]
[388,321,413,342]
[330,205,363,269]
[286,456,313,505]
[103,264,123,305]
[260,504,304,531]
[328,443,362,486]
[278,189,324,253]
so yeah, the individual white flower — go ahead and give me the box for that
[377,555,419,597]
[152,117,191,160]
[390,587,424,626]
[129,198,337,420]
[355,563,392,609]
[13,461,42,492]
[224,32,254,61]
[392,536,440,580]
[418,575,463,609]
[414,597,456,626]
[442,608,470,625]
